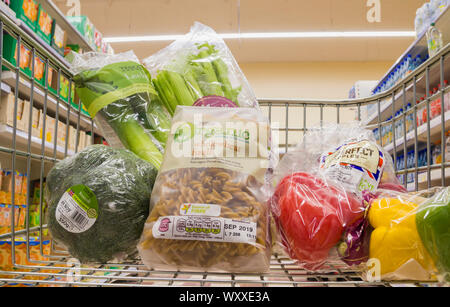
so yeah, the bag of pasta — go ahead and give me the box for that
[138,106,273,273]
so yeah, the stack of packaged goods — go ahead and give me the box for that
[0,92,93,152]
[372,55,428,96]
[66,15,114,56]
[0,170,27,235]
[415,0,449,37]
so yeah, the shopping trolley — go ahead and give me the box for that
[0,10,448,287]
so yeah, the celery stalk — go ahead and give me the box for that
[191,50,225,97]
[163,70,195,106]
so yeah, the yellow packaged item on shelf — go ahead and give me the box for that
[0,237,54,280]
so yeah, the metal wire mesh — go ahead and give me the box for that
[0,5,449,287]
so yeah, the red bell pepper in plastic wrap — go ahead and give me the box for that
[271,123,401,270]
[271,172,364,269]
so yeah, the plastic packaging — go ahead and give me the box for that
[270,123,401,270]
[138,106,272,273]
[143,22,259,112]
[416,186,450,282]
[362,188,450,282]
[46,145,158,263]
[71,51,168,169]
[427,23,443,58]
[365,190,436,281]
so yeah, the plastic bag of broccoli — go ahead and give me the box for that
[71,51,169,169]
[143,22,260,112]
[46,145,158,263]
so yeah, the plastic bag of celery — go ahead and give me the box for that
[71,51,170,169]
[143,22,259,113]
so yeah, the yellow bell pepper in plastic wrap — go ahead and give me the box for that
[368,197,435,280]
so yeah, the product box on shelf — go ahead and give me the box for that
[45,115,55,144]
[68,125,76,151]
[0,237,52,275]
[59,75,70,102]
[66,15,95,49]
[31,107,40,138]
[51,21,67,56]
[2,33,32,78]
[57,120,67,148]
[18,99,30,132]
[36,5,53,45]
[94,28,103,52]
[33,55,46,86]
[77,129,86,152]
[1,170,21,194]
[0,93,18,127]
[10,0,39,31]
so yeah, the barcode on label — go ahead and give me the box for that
[71,211,88,228]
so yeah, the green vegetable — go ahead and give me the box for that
[416,187,450,282]
[46,145,158,263]
[151,43,241,111]
[74,61,164,169]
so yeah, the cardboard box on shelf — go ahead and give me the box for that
[57,121,67,148]
[68,125,76,152]
[77,130,86,152]
[19,100,30,133]
[15,98,25,130]
[31,108,41,138]
[0,93,20,127]
[36,110,44,139]
[45,115,55,144]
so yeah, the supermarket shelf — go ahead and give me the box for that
[373,5,450,92]
[405,167,450,191]
[366,81,420,125]
[36,0,96,52]
[0,2,70,69]
[366,53,450,125]
[0,71,100,136]
[417,166,450,189]
[383,110,450,154]
[0,254,440,287]
[0,124,74,160]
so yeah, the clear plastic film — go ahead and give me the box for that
[270,123,403,270]
[138,106,273,273]
[70,51,170,169]
[143,22,260,112]
[45,145,158,263]
[362,187,449,282]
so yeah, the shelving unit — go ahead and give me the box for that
[0,1,449,289]
[383,109,450,154]
[0,71,99,135]
[0,124,74,160]
[365,6,450,126]
[36,0,96,53]
[372,5,450,95]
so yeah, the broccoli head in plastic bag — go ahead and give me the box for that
[46,145,158,263]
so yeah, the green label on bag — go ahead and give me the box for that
[55,185,99,233]
[74,61,157,117]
